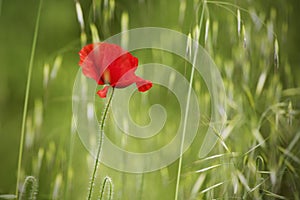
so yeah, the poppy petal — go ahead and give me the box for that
[136,78,153,92]
[79,44,103,84]
[97,86,110,98]
[103,52,139,85]
[78,42,153,99]
[78,44,94,65]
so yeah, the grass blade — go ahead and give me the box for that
[16,0,43,197]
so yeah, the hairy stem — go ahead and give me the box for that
[19,176,38,200]
[99,176,113,200]
[87,88,115,200]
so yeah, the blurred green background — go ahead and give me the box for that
[1,0,300,199]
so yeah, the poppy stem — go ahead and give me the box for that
[87,87,115,200]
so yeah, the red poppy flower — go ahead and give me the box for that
[78,42,152,98]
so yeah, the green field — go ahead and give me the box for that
[1,0,300,199]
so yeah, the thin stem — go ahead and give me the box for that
[87,88,115,200]
[174,1,206,200]
[16,0,43,198]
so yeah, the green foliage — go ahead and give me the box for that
[0,0,299,200]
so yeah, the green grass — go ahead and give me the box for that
[0,0,300,199]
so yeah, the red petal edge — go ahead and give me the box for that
[136,80,153,92]
[97,86,110,98]
[78,43,97,65]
